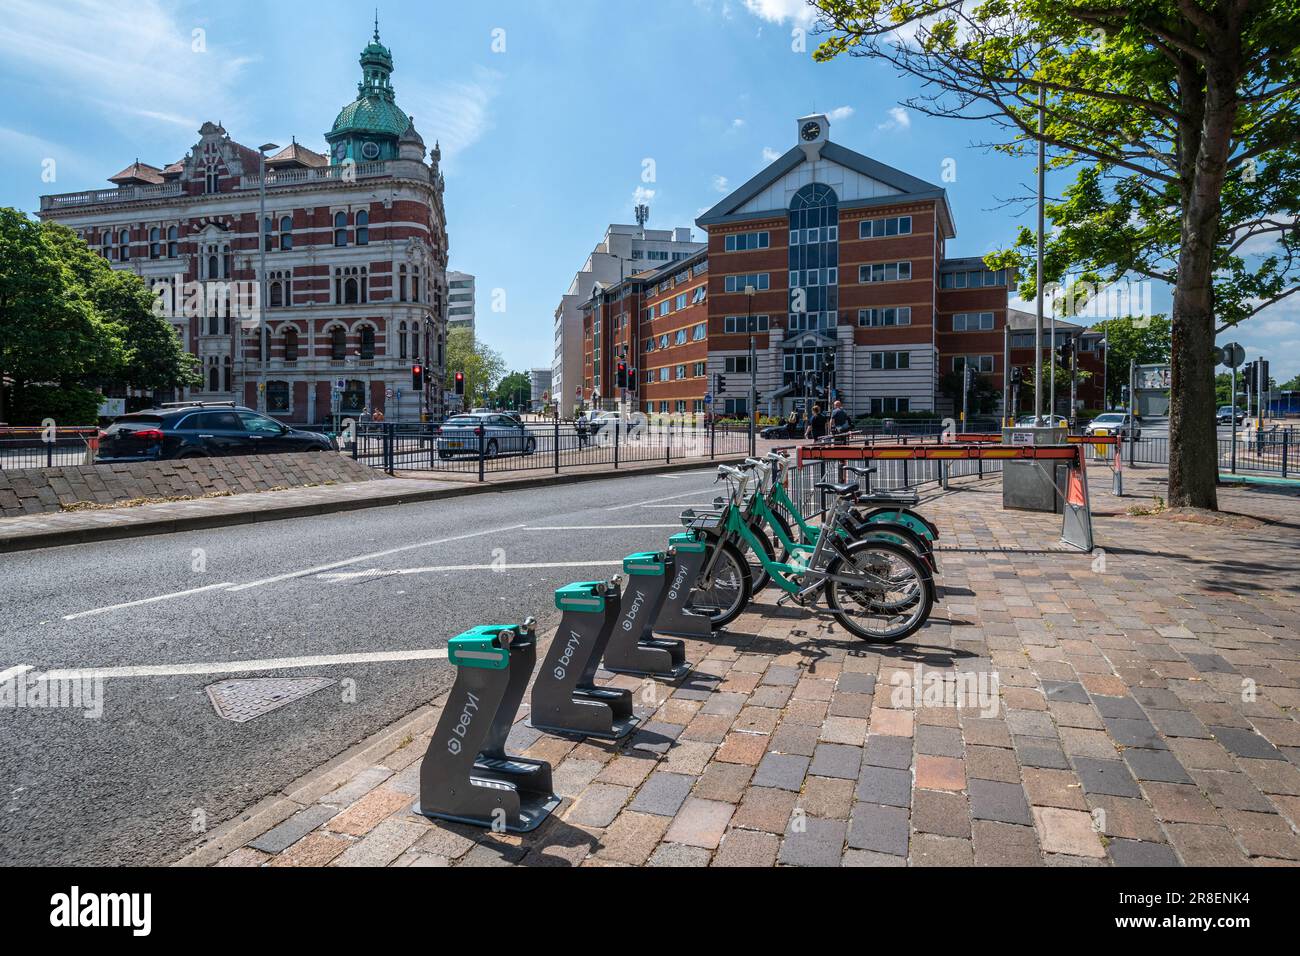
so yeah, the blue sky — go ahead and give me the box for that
[1,0,1296,384]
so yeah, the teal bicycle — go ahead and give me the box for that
[684,463,936,642]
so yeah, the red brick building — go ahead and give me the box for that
[38,24,449,423]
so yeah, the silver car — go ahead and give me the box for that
[1084,412,1141,440]
[436,413,537,458]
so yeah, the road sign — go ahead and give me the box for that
[1221,342,1246,368]
[704,393,713,405]
[385,388,393,400]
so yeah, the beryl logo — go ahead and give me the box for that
[50,887,151,937]
[554,631,581,680]
[667,567,688,601]
[447,691,480,755]
[621,590,646,631]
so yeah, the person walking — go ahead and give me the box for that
[830,400,851,439]
[805,404,829,440]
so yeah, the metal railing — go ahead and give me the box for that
[0,433,96,469]
[1127,428,1296,479]
[350,418,750,478]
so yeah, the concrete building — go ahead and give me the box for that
[529,367,553,410]
[447,270,476,335]
[38,22,449,423]
[554,223,705,416]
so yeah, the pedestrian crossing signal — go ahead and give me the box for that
[412,364,424,389]
[454,371,465,395]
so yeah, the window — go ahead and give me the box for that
[102,231,113,259]
[723,398,748,415]
[399,321,408,360]
[953,312,995,331]
[692,323,706,341]
[955,355,995,373]
[659,334,669,349]
[940,268,1006,289]
[676,365,686,380]
[167,225,178,258]
[859,262,912,283]
[208,366,220,391]
[207,254,219,280]
[119,230,131,261]
[399,265,408,302]
[858,216,912,239]
[870,397,910,415]
[356,210,369,245]
[359,326,375,359]
[692,361,706,376]
[263,217,274,252]
[344,278,359,304]
[724,230,770,252]
[674,293,687,311]
[858,307,912,327]
[269,282,283,308]
[334,211,348,247]
[870,351,911,370]
[691,286,706,304]
[283,327,298,362]
[724,356,752,374]
[723,315,770,333]
[149,227,160,259]
[331,327,347,360]
[658,367,669,382]
[644,337,655,352]
[205,166,219,194]
[659,302,669,317]
[280,216,293,251]
[674,329,687,346]
[724,273,770,293]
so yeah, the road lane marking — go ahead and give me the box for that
[524,524,680,530]
[317,559,625,583]
[0,665,33,683]
[35,648,451,681]
[225,523,527,592]
[604,487,716,511]
[62,582,236,621]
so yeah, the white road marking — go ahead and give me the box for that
[0,665,33,684]
[225,523,527,592]
[318,559,625,583]
[62,582,236,621]
[643,503,714,509]
[524,524,680,530]
[35,647,451,681]
[604,487,716,511]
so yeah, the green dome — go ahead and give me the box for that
[330,96,409,138]
[325,19,410,161]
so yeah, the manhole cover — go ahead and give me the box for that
[206,677,335,723]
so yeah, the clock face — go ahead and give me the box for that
[361,141,380,160]
[800,121,822,142]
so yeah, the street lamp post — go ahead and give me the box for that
[256,142,278,413]
[745,284,756,457]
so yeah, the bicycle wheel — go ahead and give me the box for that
[685,540,752,628]
[824,538,933,643]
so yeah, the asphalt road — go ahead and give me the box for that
[0,467,725,865]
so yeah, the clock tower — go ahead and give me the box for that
[325,17,412,165]
[797,113,829,162]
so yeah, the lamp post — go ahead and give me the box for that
[256,142,278,413]
[1099,336,1108,411]
[744,284,756,457]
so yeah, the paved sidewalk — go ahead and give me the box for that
[185,467,1300,867]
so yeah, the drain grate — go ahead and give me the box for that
[206,677,335,723]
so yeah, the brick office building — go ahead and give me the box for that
[579,114,1018,420]
[39,24,449,423]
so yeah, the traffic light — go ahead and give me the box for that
[1057,340,1072,365]
[454,371,465,396]
[627,366,638,392]
[411,364,424,390]
[717,374,727,393]
[1243,363,1255,389]
[1010,366,1023,386]
[616,361,628,389]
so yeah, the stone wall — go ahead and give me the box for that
[0,453,379,518]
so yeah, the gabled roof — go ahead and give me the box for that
[695,141,955,237]
[267,141,328,168]
[108,161,164,186]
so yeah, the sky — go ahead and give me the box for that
[1,0,1296,385]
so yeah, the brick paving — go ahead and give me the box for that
[190,466,1300,867]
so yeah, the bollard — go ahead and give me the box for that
[530,578,638,739]
[603,551,691,679]
[655,532,713,638]
[415,619,559,832]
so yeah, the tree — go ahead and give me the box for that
[445,327,505,408]
[0,208,199,423]
[1089,315,1172,406]
[812,1,1300,510]
[493,371,532,410]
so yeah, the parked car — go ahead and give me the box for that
[1217,405,1245,425]
[1083,412,1141,441]
[436,412,537,458]
[1014,415,1070,428]
[760,422,799,439]
[95,402,336,462]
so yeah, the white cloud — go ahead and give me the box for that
[827,106,855,122]
[712,175,730,193]
[0,0,252,136]
[732,118,746,129]
[406,66,502,167]
[633,186,657,205]
[741,0,820,27]
[762,146,782,162]
[878,106,911,131]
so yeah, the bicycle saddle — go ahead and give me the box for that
[813,479,860,497]
[845,465,877,477]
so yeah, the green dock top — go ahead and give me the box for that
[623,551,667,576]
[668,531,706,554]
[554,581,607,613]
[447,624,518,670]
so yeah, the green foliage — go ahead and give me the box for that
[1089,315,1171,404]
[6,383,102,426]
[493,370,532,409]
[445,328,506,407]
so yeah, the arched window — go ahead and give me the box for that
[263,217,273,252]
[284,327,298,362]
[205,166,219,194]
[102,232,112,259]
[411,325,419,359]
[279,216,293,251]
[331,326,347,360]
[344,277,359,304]
[208,314,219,336]
[356,210,369,245]
[208,254,219,280]
[209,366,220,392]
[399,265,408,302]
[223,356,232,392]
[167,225,178,258]
[149,227,160,259]
[269,281,283,308]
[398,321,408,359]
[334,211,348,247]
[120,229,131,261]
[412,267,420,302]
[787,183,840,332]
[359,326,376,359]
